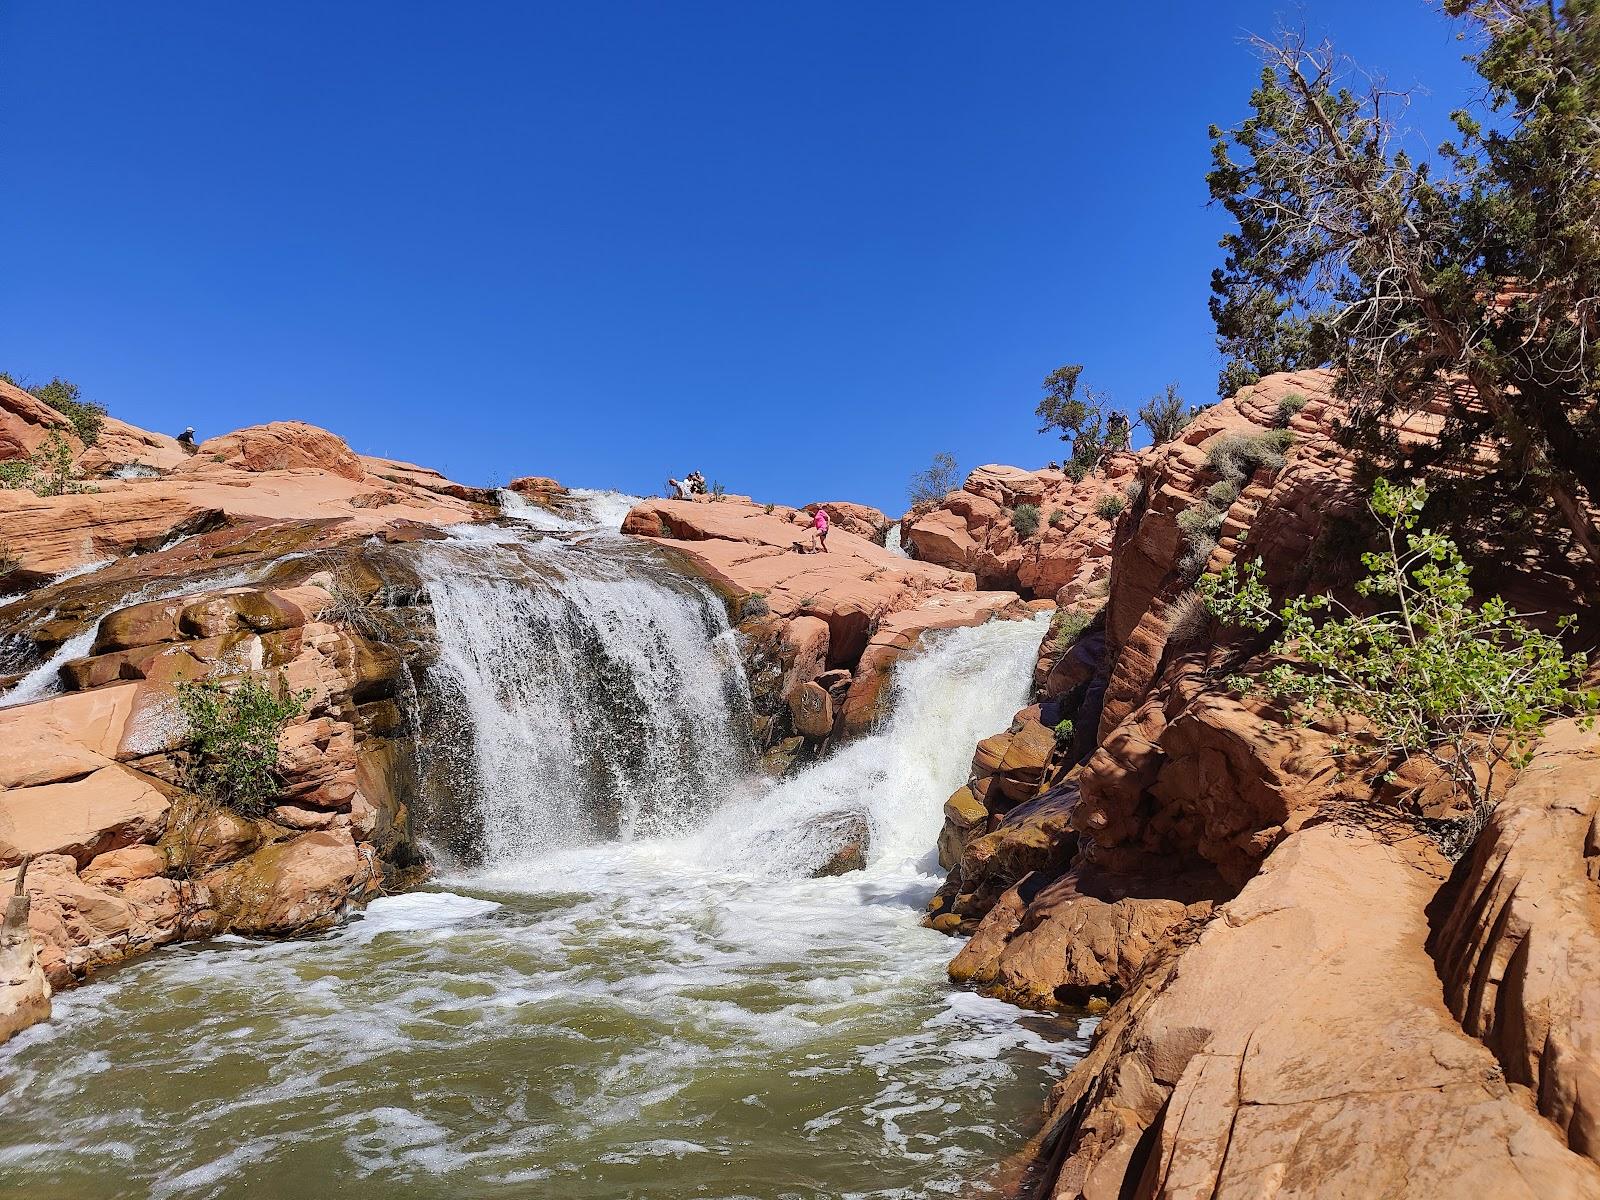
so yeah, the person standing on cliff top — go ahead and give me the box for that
[810,506,830,553]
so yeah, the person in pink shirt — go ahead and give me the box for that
[810,506,830,553]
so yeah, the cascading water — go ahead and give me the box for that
[0,523,1085,1199]
[416,535,752,856]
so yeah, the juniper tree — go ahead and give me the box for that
[1208,6,1600,567]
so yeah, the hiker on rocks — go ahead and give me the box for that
[688,471,707,495]
[176,427,197,453]
[1106,412,1131,452]
[810,506,830,553]
[667,476,693,499]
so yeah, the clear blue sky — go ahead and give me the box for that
[1,2,1477,513]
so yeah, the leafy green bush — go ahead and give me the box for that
[1011,503,1041,539]
[1205,429,1295,483]
[1275,392,1308,428]
[1095,493,1127,521]
[1064,460,1090,484]
[177,675,312,817]
[1201,480,1597,852]
[1047,507,1067,529]
[1053,718,1075,748]
[0,459,34,490]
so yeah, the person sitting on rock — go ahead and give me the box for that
[688,471,707,495]
[667,476,693,499]
[176,426,197,453]
[810,506,830,553]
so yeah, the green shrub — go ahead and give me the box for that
[1206,479,1242,508]
[1047,607,1094,652]
[1053,718,1075,748]
[1138,382,1191,445]
[1047,507,1067,529]
[1011,503,1041,539]
[1094,493,1127,521]
[1205,429,1295,482]
[0,432,95,496]
[1064,460,1090,484]
[177,675,312,817]
[1176,502,1224,540]
[1200,480,1598,854]
[0,459,35,490]
[1275,392,1308,428]
[1123,479,1147,505]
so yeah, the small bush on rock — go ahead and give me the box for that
[1206,479,1241,508]
[1047,607,1094,653]
[1165,589,1213,646]
[1200,480,1598,854]
[907,451,961,506]
[1047,508,1067,529]
[1011,503,1041,539]
[0,432,95,496]
[1177,532,1219,583]
[178,674,313,817]
[1275,392,1308,428]
[1095,494,1127,521]
[1053,718,1075,748]
[1206,429,1295,483]
[1138,382,1191,445]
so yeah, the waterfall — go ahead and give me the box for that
[689,614,1046,877]
[416,535,753,862]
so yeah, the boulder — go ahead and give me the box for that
[788,681,834,739]
[202,829,370,935]
[189,421,365,481]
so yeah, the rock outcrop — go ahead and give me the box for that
[933,370,1600,1195]
[1007,825,1600,1199]
[903,458,1135,602]
[624,495,1029,756]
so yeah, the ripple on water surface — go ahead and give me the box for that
[0,855,1088,1200]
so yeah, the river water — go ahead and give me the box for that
[0,511,1085,1199]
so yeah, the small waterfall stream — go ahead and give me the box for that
[0,519,1086,1199]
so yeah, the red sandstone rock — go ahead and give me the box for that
[187,421,365,481]
[0,377,78,462]
[76,417,189,476]
[1432,721,1600,1166]
[202,829,369,935]
[801,501,889,540]
[1011,825,1600,1199]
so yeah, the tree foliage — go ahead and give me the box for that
[1035,364,1129,472]
[907,451,961,506]
[1138,382,1191,445]
[177,675,312,817]
[1208,6,1600,565]
[1201,480,1596,852]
